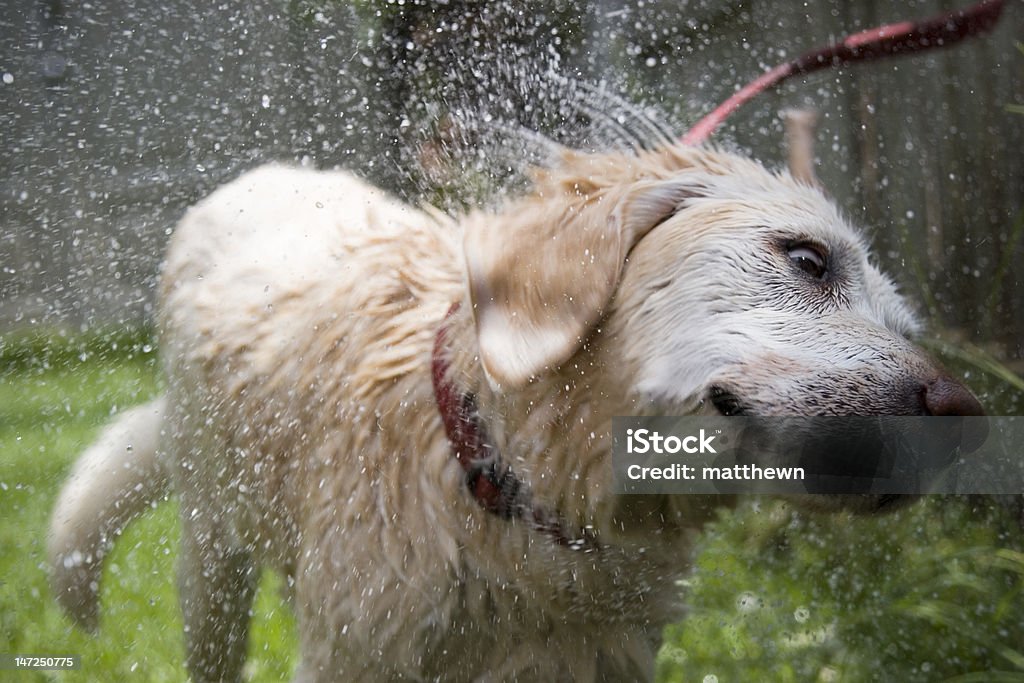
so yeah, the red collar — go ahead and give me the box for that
[431,303,599,551]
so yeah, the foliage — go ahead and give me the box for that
[657,499,1024,682]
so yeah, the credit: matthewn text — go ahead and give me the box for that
[613,416,1019,495]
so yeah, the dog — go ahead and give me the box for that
[49,142,984,682]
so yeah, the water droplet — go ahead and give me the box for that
[736,591,760,612]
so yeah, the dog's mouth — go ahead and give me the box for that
[709,386,751,416]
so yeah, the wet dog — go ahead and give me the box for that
[49,143,982,681]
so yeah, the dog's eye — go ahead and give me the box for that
[788,244,828,280]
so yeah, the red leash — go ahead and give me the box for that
[681,0,1006,145]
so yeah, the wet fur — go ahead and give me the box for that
[51,144,948,681]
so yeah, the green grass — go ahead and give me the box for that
[2,332,1023,682]
[656,499,1024,682]
[0,335,298,681]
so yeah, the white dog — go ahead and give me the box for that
[49,143,982,681]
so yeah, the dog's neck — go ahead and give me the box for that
[431,302,600,551]
[432,296,728,548]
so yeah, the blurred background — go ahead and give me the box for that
[2,2,1023,681]
[2,0,1022,371]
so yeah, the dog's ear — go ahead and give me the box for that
[464,176,703,389]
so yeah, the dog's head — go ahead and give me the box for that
[462,144,983,511]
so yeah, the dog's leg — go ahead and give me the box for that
[159,381,261,682]
[177,504,258,683]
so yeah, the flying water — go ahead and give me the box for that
[396,57,681,213]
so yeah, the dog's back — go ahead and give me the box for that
[158,163,464,555]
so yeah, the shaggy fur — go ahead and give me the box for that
[50,144,977,681]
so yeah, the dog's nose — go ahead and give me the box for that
[921,376,988,454]
[922,376,985,417]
